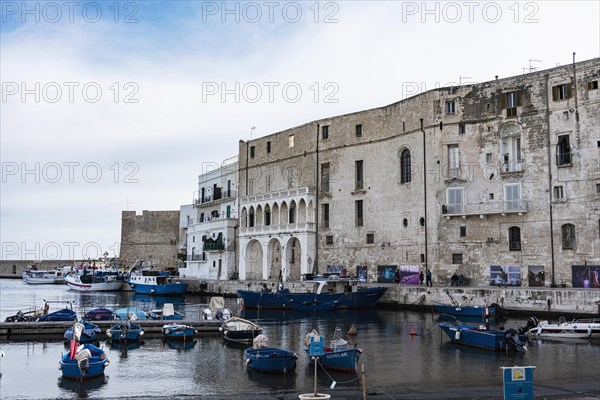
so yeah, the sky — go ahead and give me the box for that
[1,0,599,261]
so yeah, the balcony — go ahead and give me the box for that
[239,186,316,205]
[187,254,206,262]
[442,200,528,218]
[500,162,523,173]
[194,189,237,207]
[239,222,316,236]
[203,241,225,252]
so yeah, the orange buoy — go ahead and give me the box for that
[410,328,417,336]
[348,324,357,336]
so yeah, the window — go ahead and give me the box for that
[266,174,272,192]
[588,80,599,90]
[508,226,521,251]
[502,90,522,117]
[322,125,329,140]
[402,121,405,132]
[561,224,576,249]
[460,226,466,237]
[264,206,271,226]
[448,144,460,176]
[249,209,255,227]
[289,205,296,224]
[596,183,600,194]
[321,162,330,193]
[355,160,364,190]
[355,200,363,227]
[266,141,271,154]
[552,83,572,101]
[500,124,523,172]
[452,254,463,264]
[556,135,571,166]
[445,100,456,114]
[355,124,363,137]
[504,183,521,211]
[447,187,464,214]
[250,146,255,159]
[366,233,374,244]
[486,153,492,163]
[325,236,334,245]
[489,193,494,200]
[288,134,294,148]
[459,124,466,134]
[400,149,411,183]
[553,186,564,200]
[322,204,330,228]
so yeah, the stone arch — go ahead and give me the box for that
[298,199,307,223]
[306,199,315,223]
[249,205,256,228]
[280,201,289,225]
[256,204,263,227]
[267,238,283,280]
[244,239,263,280]
[264,203,271,226]
[284,236,302,281]
[241,207,248,228]
[289,199,297,224]
[272,202,280,226]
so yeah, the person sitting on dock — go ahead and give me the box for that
[451,273,459,286]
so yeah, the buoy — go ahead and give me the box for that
[410,328,417,336]
[348,324,357,336]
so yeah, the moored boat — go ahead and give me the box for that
[437,322,528,352]
[64,320,101,343]
[22,267,65,284]
[125,260,187,295]
[65,271,124,292]
[434,303,499,320]
[149,303,184,320]
[304,328,362,372]
[202,296,232,321]
[244,334,297,373]
[237,275,387,311]
[83,308,118,321]
[115,307,148,320]
[59,343,109,380]
[36,302,77,322]
[162,323,197,340]
[220,317,262,343]
[106,321,145,342]
[526,316,600,339]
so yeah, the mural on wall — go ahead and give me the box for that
[356,265,367,282]
[572,265,600,288]
[528,265,545,287]
[490,265,522,286]
[325,265,347,276]
[399,265,420,285]
[377,265,398,283]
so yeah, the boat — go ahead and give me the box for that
[437,322,528,352]
[83,308,118,321]
[125,260,188,295]
[434,303,499,319]
[36,302,78,322]
[22,267,65,284]
[149,303,184,320]
[4,307,45,322]
[220,317,263,343]
[162,323,197,340]
[59,343,109,380]
[115,307,148,320]
[237,275,387,311]
[65,271,124,292]
[244,334,297,373]
[64,320,101,343]
[304,328,363,372]
[106,321,145,342]
[202,296,232,321]
[525,316,600,339]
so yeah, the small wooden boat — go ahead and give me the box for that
[244,335,297,373]
[59,343,109,380]
[162,323,197,340]
[220,317,262,343]
[83,308,118,321]
[526,316,600,339]
[304,328,362,372]
[106,322,145,342]
[438,322,528,352]
[64,320,101,343]
[149,303,183,320]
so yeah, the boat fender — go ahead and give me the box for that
[588,326,592,337]
[455,329,461,340]
[245,358,251,365]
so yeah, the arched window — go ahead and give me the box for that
[508,226,521,251]
[400,149,411,183]
[561,224,576,249]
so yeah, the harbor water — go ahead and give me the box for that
[0,279,599,399]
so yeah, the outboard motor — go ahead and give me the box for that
[505,328,527,352]
[519,316,539,334]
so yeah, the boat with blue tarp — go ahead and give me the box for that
[115,307,148,320]
[244,334,297,373]
[162,323,197,340]
[106,321,145,342]
[59,343,110,380]
[83,308,118,321]
[304,328,362,372]
[36,302,77,322]
[437,321,528,352]
[64,320,101,343]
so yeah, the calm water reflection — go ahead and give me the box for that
[1,279,599,399]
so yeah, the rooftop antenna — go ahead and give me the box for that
[523,59,542,74]
[250,126,256,140]
[459,76,471,85]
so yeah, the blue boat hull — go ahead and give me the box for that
[305,347,362,372]
[162,324,196,340]
[64,321,100,343]
[438,323,528,351]
[244,347,297,373]
[59,344,108,379]
[434,305,495,319]
[237,287,387,311]
[126,282,188,295]
[106,323,144,342]
[36,309,77,322]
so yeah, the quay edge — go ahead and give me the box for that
[183,279,600,318]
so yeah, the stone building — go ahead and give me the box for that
[178,158,239,280]
[237,58,600,287]
[120,210,180,269]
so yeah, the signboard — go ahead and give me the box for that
[502,366,535,400]
[309,335,324,357]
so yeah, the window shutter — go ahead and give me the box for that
[552,86,558,101]
[500,93,506,109]
[567,84,573,99]
[516,90,522,106]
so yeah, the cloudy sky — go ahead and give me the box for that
[1,1,599,261]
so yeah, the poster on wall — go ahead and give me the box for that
[571,265,600,288]
[528,265,545,287]
[356,265,367,282]
[399,265,420,285]
[490,265,522,286]
[377,265,398,283]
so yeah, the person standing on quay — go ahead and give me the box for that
[419,271,424,286]
[426,270,432,287]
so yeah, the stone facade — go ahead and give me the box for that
[120,210,180,269]
[237,58,600,287]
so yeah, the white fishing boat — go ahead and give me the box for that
[65,271,125,292]
[528,317,600,339]
[22,268,65,284]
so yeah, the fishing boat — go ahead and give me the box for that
[22,268,65,284]
[64,320,101,343]
[220,317,262,343]
[162,323,197,340]
[237,275,387,311]
[125,260,187,295]
[202,297,232,321]
[65,271,124,292]
[304,328,362,372]
[106,321,145,342]
[526,316,600,339]
[83,308,118,321]
[437,322,528,352]
[59,343,109,380]
[149,303,184,320]
[244,334,297,373]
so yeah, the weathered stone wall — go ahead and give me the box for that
[120,210,180,269]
